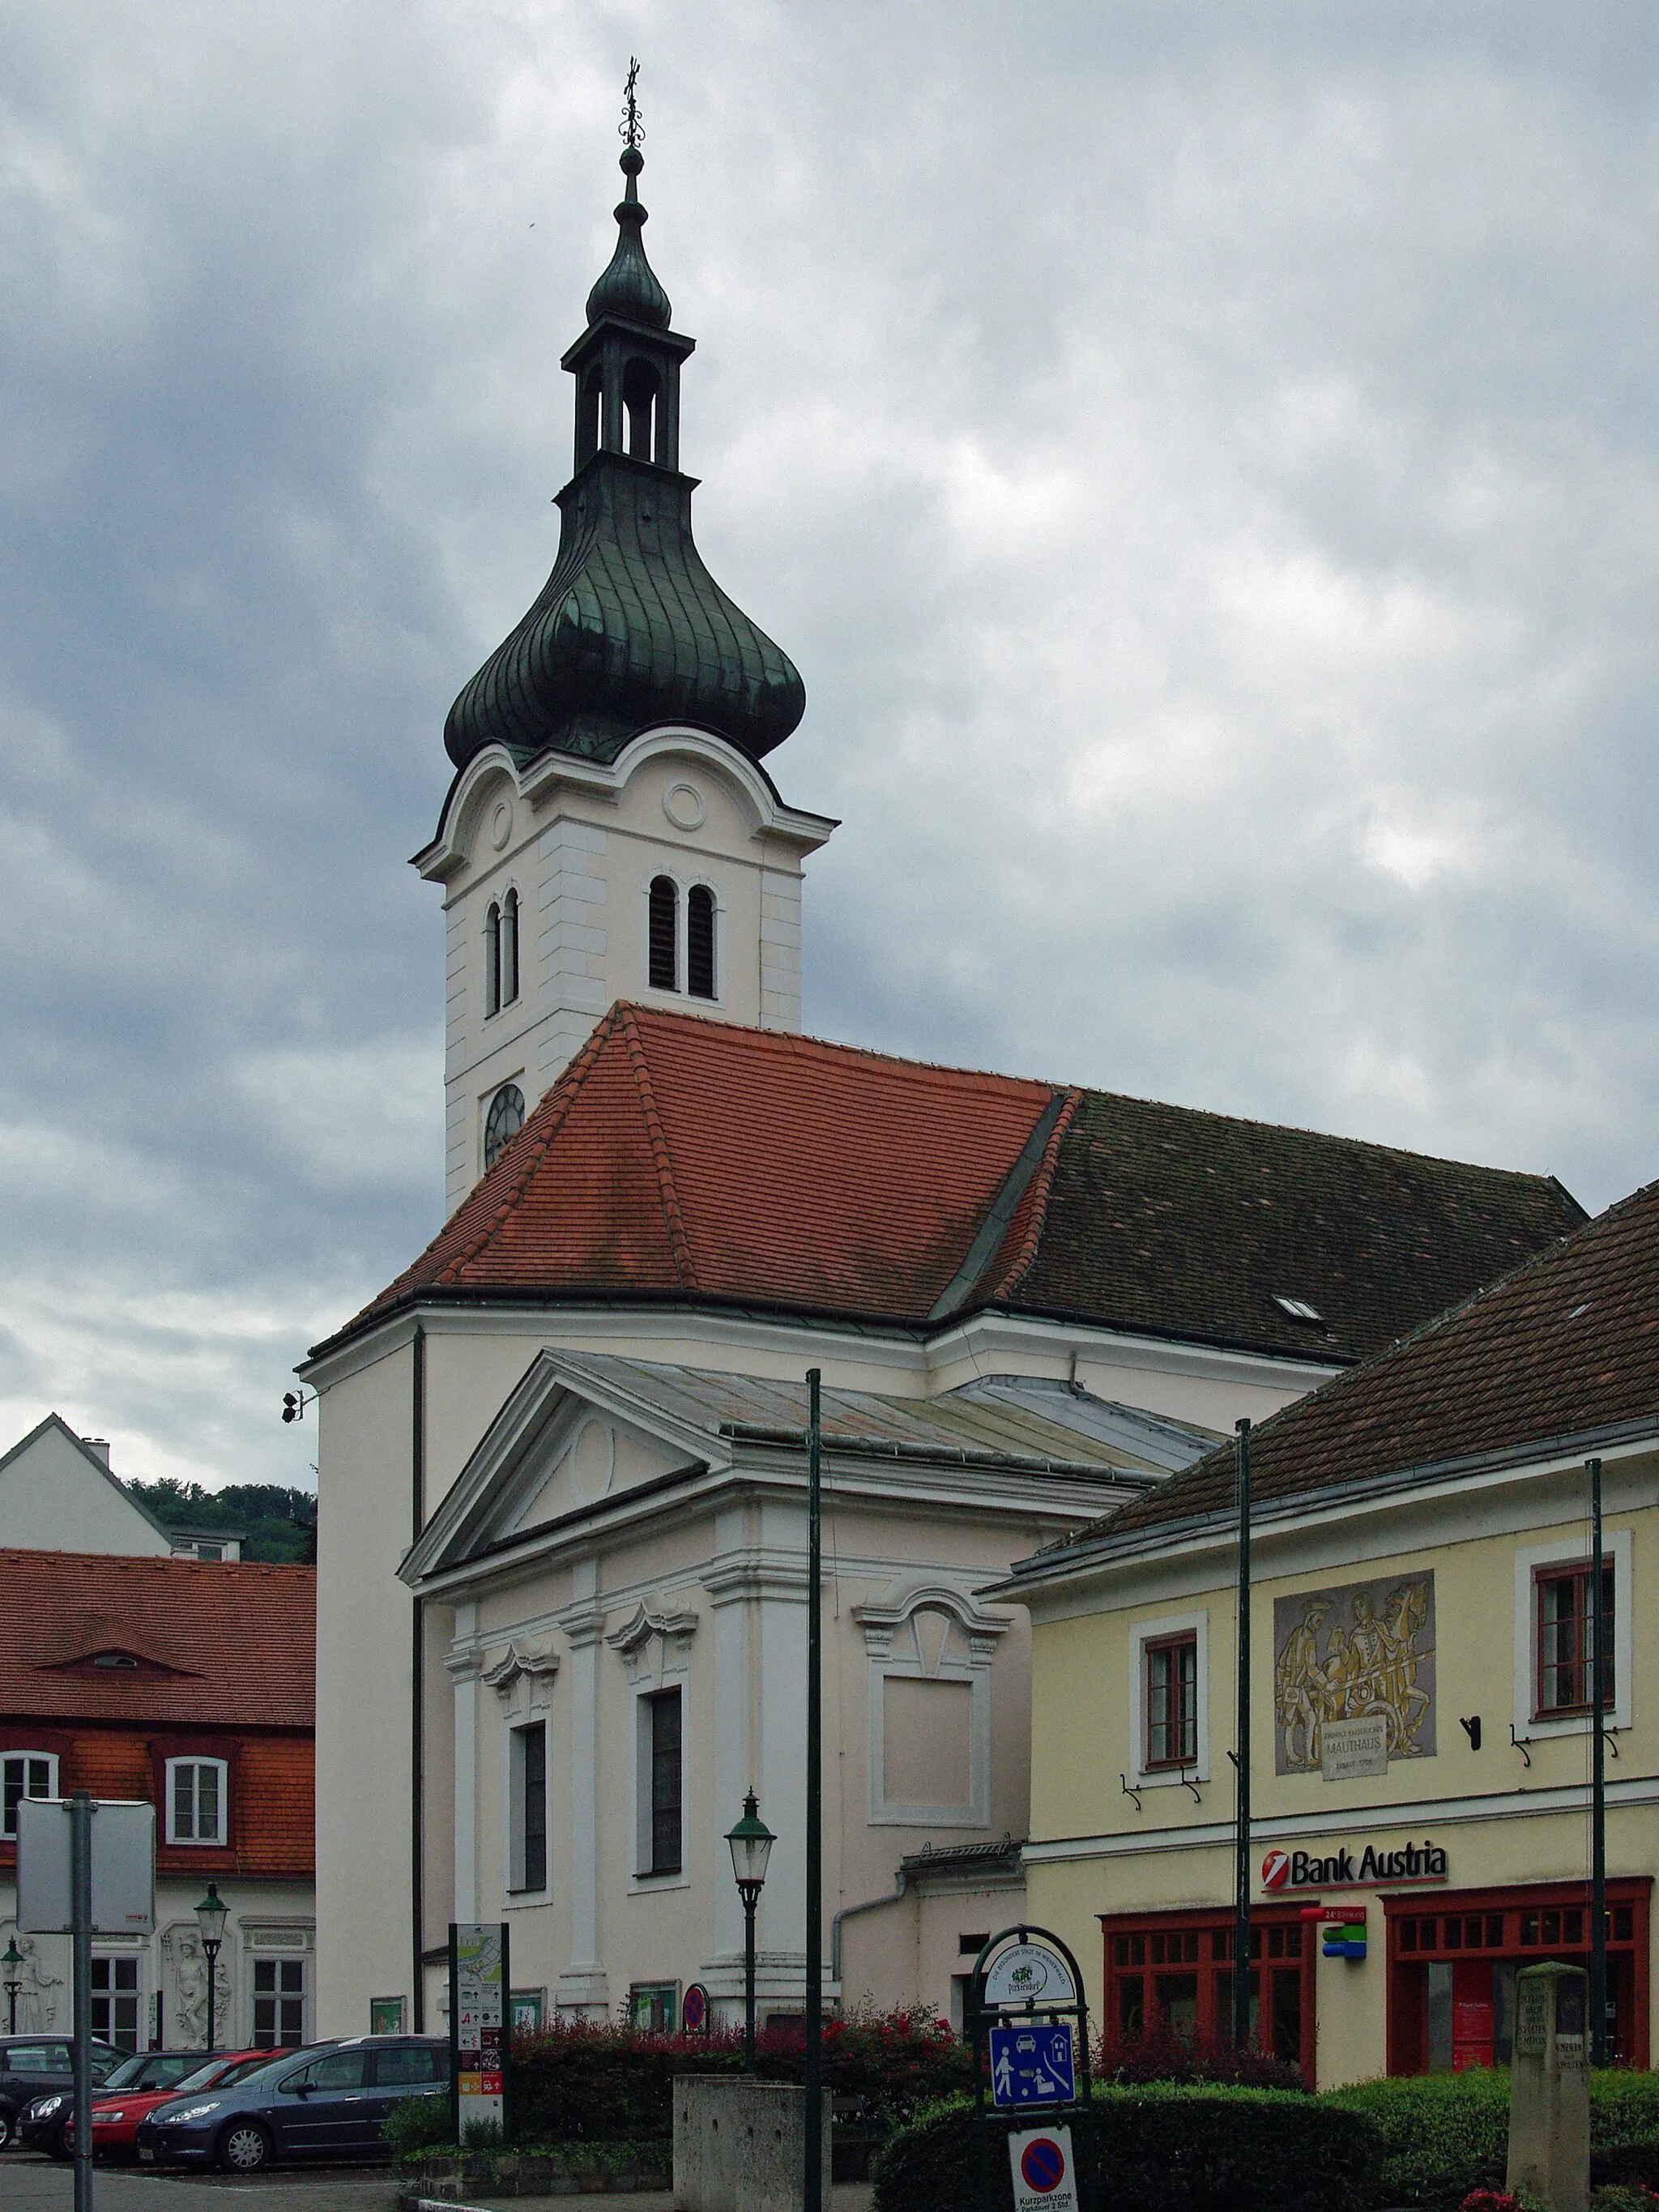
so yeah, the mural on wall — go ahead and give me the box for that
[1273,1573,1435,1774]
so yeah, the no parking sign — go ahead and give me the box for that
[1008,2124,1078,2212]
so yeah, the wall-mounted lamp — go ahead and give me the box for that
[1459,1715,1482,1751]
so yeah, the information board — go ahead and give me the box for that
[450,1923,508,2136]
[983,1941,1077,2010]
[16,1798,155,1934]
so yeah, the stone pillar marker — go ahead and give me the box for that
[673,2079,832,2212]
[1507,1961,1590,2212]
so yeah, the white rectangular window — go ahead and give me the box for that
[2,1753,58,1837]
[252,1958,306,2047]
[1128,1612,1210,1786]
[91,1956,142,2051]
[166,1757,228,1845]
[1514,1530,1634,1741]
[635,1689,682,1877]
[508,1722,548,1894]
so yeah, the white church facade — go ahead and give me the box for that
[305,115,1587,2039]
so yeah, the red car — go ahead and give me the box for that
[77,2050,273,2162]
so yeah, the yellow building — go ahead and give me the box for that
[1001,1177,1659,2088]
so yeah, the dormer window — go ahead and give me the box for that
[166,1757,227,1846]
[1273,1296,1324,1326]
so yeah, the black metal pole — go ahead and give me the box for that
[203,1940,220,2052]
[744,1890,757,2074]
[1589,1456,1608,2067]
[70,1790,93,2212]
[6,1981,15,2035]
[1232,1418,1252,2053]
[804,1368,824,2212]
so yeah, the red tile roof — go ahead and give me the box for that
[326,1004,1584,1364]
[0,1550,313,1730]
[1042,1174,1659,1559]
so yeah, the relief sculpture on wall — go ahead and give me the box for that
[1273,1572,1435,1774]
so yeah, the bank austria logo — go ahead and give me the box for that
[1261,1838,1448,1891]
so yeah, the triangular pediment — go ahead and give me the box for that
[400,1351,727,1582]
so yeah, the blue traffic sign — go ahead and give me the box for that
[989,2022,1077,2108]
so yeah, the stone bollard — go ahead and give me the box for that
[1507,1961,1590,2212]
[673,2077,833,2212]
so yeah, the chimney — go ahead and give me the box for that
[82,1437,112,1469]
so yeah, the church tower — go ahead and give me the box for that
[416,79,834,1218]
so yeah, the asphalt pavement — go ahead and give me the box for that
[0,2156,878,2212]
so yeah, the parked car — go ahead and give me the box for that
[23,2049,206,2161]
[136,2035,449,2173]
[0,2036,122,2153]
[80,2049,273,2162]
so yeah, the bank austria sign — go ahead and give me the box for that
[1262,1837,1448,1892]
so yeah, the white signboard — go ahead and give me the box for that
[1320,1715,1388,1783]
[1009,2123,1079,2211]
[453,1924,505,2133]
[983,1941,1077,2010]
[16,1800,156,1934]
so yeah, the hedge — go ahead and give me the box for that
[506,2005,971,2145]
[1324,2069,1659,2208]
[872,2082,1380,2212]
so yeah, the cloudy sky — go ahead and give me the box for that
[5,2,1658,1491]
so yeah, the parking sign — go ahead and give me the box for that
[1008,2124,1079,2211]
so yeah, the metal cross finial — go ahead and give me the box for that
[621,58,643,149]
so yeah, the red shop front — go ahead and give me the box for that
[1384,1878,1651,2075]
[1101,1903,1318,2082]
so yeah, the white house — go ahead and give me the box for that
[0,1416,172,1557]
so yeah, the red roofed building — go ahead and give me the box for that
[303,139,1586,2040]
[0,1551,314,2052]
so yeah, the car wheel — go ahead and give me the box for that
[50,2121,73,2162]
[218,2120,273,2175]
[0,2107,13,2152]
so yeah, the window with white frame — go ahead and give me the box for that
[1514,1530,1634,1740]
[1128,1612,1211,1787]
[91,1955,143,2050]
[508,1721,548,1894]
[252,1957,306,2047]
[2,1751,58,1837]
[166,1757,228,1845]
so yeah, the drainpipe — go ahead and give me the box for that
[831,1869,908,1985]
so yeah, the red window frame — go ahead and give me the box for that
[1143,1633,1198,1770]
[1384,1877,1649,2076]
[1535,1559,1614,1719]
[1100,1904,1317,2082]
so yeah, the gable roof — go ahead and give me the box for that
[320,1005,1584,1365]
[0,1550,314,1729]
[1017,1174,1659,1574]
[0,1413,173,1546]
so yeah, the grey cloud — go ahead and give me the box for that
[2,0,1657,1486]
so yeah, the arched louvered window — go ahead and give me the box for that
[484,902,501,1018]
[484,1083,524,1171]
[623,358,660,461]
[501,888,520,1007]
[687,885,716,1001]
[648,876,678,991]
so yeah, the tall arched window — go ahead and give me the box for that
[648,876,678,991]
[484,1083,525,1171]
[484,902,501,1018]
[501,888,520,1007]
[623,359,659,462]
[687,886,716,1001]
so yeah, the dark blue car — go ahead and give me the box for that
[134,2035,449,2172]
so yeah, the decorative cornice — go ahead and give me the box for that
[605,1597,699,1659]
[481,1642,561,1699]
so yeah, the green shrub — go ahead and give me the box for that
[1325,2069,1659,2208]
[382,2092,454,2158]
[872,2082,1380,2212]
[508,2005,972,2145]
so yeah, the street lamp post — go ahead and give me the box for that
[2,1937,21,2035]
[725,1792,774,2075]
[194,1884,228,2052]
